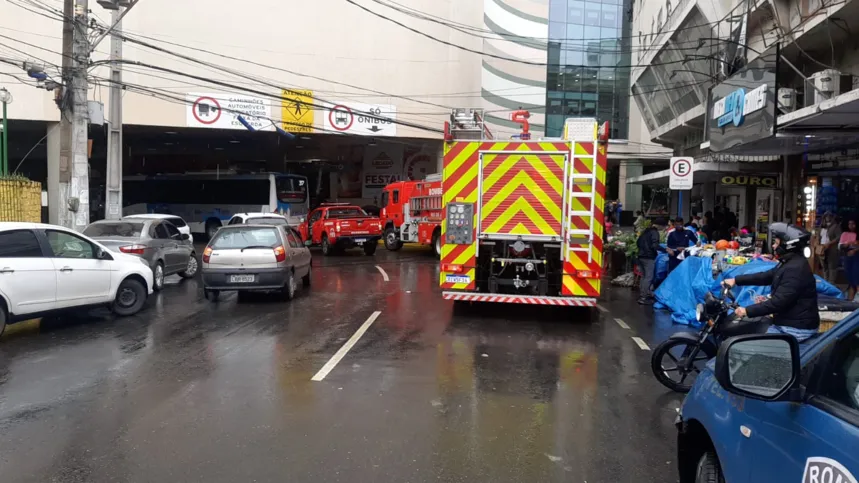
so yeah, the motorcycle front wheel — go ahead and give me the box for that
[651,338,717,393]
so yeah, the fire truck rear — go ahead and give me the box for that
[439,108,609,307]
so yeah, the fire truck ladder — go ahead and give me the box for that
[565,144,598,264]
[410,193,442,221]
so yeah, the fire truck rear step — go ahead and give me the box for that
[443,292,597,307]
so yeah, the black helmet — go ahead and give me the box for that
[769,222,811,256]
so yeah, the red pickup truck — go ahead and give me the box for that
[298,203,383,256]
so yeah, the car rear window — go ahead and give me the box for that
[83,222,145,237]
[246,217,288,226]
[327,208,366,218]
[210,227,280,249]
[167,217,187,228]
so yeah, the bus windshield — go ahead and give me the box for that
[276,176,307,204]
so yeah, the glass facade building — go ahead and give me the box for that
[546,0,632,139]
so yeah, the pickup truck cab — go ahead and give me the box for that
[298,203,383,256]
[677,319,859,483]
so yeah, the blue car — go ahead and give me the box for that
[676,317,859,482]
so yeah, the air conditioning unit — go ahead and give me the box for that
[777,88,796,113]
[810,69,844,104]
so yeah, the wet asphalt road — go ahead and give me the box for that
[0,247,685,483]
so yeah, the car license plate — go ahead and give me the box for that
[445,275,471,284]
[355,238,367,244]
[230,275,255,283]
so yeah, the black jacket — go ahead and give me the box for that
[735,253,820,331]
[637,227,660,260]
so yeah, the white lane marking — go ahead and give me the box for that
[375,265,390,282]
[614,318,630,330]
[311,311,382,382]
[631,337,651,351]
[595,304,609,313]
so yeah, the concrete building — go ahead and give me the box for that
[629,0,859,233]
[1,0,662,224]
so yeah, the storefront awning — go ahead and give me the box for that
[626,161,782,185]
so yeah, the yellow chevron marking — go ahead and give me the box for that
[482,154,564,195]
[444,142,481,184]
[485,197,558,235]
[482,170,562,223]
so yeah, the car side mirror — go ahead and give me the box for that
[97,248,112,260]
[180,233,190,241]
[715,334,801,402]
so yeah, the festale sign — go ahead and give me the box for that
[669,157,694,190]
[186,93,273,131]
[712,84,768,128]
[281,89,313,134]
[323,101,397,136]
[720,175,778,187]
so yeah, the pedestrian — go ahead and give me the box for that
[633,210,646,234]
[701,211,714,242]
[666,217,697,272]
[819,212,842,284]
[636,217,666,305]
[839,219,859,300]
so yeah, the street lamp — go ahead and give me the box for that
[0,88,12,176]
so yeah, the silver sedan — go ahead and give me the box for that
[83,219,198,291]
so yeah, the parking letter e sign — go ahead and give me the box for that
[669,157,694,190]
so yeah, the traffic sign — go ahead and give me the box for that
[329,105,354,132]
[191,96,221,125]
[323,101,397,136]
[281,89,314,134]
[669,157,694,190]
[186,93,273,131]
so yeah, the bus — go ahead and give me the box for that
[123,172,309,239]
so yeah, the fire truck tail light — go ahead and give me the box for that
[442,263,462,273]
[202,247,213,263]
[576,270,600,279]
[273,245,287,262]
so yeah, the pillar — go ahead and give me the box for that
[618,160,643,210]
[702,181,716,216]
[46,121,60,225]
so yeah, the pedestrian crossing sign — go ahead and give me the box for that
[281,89,314,134]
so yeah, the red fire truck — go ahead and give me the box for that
[380,174,443,257]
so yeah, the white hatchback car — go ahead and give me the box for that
[124,213,194,243]
[0,223,155,336]
[225,213,290,227]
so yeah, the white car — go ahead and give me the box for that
[124,213,193,243]
[226,213,290,227]
[0,223,155,336]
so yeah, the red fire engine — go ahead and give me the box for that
[380,174,444,257]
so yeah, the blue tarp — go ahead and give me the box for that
[654,257,844,326]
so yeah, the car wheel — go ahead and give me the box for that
[694,451,725,483]
[321,235,333,257]
[112,278,147,316]
[204,289,220,302]
[302,266,311,287]
[179,255,199,278]
[432,229,442,258]
[152,262,165,291]
[282,272,296,301]
[384,227,403,251]
[0,303,7,338]
[363,242,377,256]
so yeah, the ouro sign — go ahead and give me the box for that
[720,175,778,187]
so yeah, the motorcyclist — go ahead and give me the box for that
[723,222,820,342]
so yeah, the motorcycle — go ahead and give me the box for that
[650,284,770,393]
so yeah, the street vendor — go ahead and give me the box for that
[666,217,697,272]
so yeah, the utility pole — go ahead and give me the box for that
[104,6,123,220]
[58,0,90,229]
